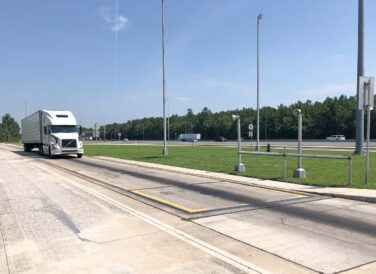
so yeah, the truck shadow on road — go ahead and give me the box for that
[13,150,79,160]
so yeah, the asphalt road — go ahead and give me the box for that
[87,139,376,151]
[1,144,376,273]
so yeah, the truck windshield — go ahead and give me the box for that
[51,125,77,133]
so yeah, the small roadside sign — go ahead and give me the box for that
[248,124,254,131]
[358,76,374,110]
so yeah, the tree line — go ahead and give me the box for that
[1,94,374,142]
[95,95,376,141]
[0,114,20,142]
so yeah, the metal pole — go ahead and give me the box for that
[298,113,302,168]
[348,158,353,186]
[24,99,27,117]
[283,156,287,178]
[167,98,170,142]
[355,0,364,154]
[293,112,306,178]
[256,14,262,151]
[162,0,168,155]
[238,119,241,165]
[365,106,371,183]
[265,113,267,140]
[234,116,245,172]
[103,117,106,141]
[94,122,98,154]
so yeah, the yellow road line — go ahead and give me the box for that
[132,190,209,213]
[94,156,308,199]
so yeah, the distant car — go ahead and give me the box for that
[180,138,188,142]
[326,135,346,141]
[215,136,227,142]
[123,138,129,142]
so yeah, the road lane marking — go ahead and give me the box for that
[131,190,209,213]
[48,169,268,273]
[94,156,308,199]
[38,159,129,191]
[38,159,308,215]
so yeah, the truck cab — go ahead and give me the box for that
[22,110,84,158]
[41,111,84,157]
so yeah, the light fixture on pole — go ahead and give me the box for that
[162,0,168,155]
[256,13,263,151]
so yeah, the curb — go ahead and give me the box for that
[93,156,376,204]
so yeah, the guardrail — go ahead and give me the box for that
[239,150,353,185]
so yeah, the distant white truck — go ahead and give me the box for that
[177,133,201,142]
[21,110,84,158]
[326,135,346,141]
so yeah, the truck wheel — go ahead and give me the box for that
[38,146,43,155]
[24,144,31,152]
[77,153,83,158]
[48,147,52,158]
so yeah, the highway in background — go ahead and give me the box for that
[87,140,376,151]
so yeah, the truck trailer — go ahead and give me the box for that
[21,110,84,158]
[177,133,201,141]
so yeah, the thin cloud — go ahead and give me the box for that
[99,7,128,32]
[175,96,193,102]
[304,83,355,97]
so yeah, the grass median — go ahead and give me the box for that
[84,144,376,189]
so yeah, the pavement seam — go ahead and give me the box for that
[94,156,376,204]
[333,259,376,273]
[93,156,309,197]
[42,166,269,274]
[0,220,10,274]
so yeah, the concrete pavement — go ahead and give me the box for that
[0,144,316,273]
[95,156,376,204]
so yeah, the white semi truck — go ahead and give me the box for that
[177,133,201,141]
[21,110,84,158]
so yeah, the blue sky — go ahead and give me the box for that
[0,0,375,127]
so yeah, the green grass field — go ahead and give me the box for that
[84,144,376,189]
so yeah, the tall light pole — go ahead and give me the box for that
[256,13,263,151]
[162,0,168,155]
[355,0,364,154]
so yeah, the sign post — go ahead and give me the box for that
[359,76,374,184]
[248,124,254,149]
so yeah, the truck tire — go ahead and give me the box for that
[77,153,83,158]
[24,144,31,152]
[38,146,43,155]
[48,147,52,158]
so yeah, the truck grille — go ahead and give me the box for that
[62,139,77,148]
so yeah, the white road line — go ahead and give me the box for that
[37,163,269,274]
